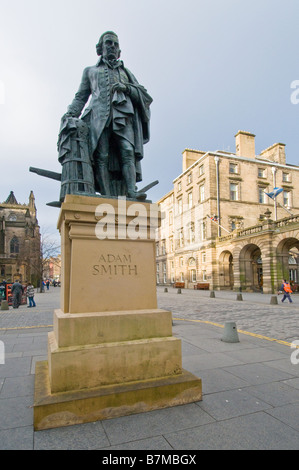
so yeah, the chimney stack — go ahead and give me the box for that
[235,131,255,158]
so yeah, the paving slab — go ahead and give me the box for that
[163,412,299,450]
[34,421,109,450]
[222,362,295,385]
[0,375,34,398]
[266,403,299,432]
[243,381,299,407]
[101,403,214,446]
[0,426,33,450]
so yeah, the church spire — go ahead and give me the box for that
[5,191,18,205]
[29,190,37,214]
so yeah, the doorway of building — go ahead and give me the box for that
[276,237,299,290]
[218,250,234,289]
[239,244,262,291]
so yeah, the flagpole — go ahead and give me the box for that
[263,188,294,217]
[275,200,293,216]
[207,215,231,234]
[271,167,277,221]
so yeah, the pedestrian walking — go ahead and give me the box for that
[26,283,36,308]
[11,280,24,309]
[278,279,293,303]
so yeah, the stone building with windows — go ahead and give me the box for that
[0,191,41,284]
[43,255,61,283]
[156,131,299,294]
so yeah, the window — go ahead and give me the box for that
[283,190,291,207]
[162,240,166,255]
[199,184,205,202]
[199,164,204,176]
[202,252,206,263]
[202,270,207,281]
[179,256,184,267]
[8,213,17,221]
[258,187,266,204]
[177,181,182,191]
[258,168,266,178]
[231,220,236,231]
[188,191,193,209]
[163,262,166,272]
[169,237,173,253]
[230,183,239,201]
[290,269,298,283]
[177,198,183,215]
[179,230,184,247]
[169,210,173,225]
[229,163,238,174]
[289,255,297,265]
[156,243,159,256]
[190,269,196,282]
[200,221,207,240]
[187,173,192,184]
[10,236,19,254]
[189,223,195,243]
[180,272,184,282]
[282,172,290,183]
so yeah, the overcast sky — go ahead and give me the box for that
[0,0,298,238]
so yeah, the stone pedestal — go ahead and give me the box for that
[34,195,202,430]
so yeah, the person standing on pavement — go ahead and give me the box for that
[26,283,36,308]
[279,279,293,303]
[11,280,24,309]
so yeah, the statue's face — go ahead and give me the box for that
[102,34,120,60]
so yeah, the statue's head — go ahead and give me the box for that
[96,31,121,60]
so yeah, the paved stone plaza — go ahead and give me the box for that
[158,286,299,344]
[0,287,299,450]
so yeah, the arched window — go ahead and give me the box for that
[8,213,17,221]
[10,236,19,254]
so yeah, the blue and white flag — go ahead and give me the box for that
[265,187,283,199]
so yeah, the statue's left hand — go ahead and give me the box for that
[112,83,128,94]
[61,112,75,121]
